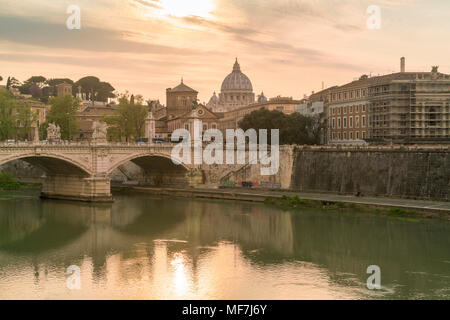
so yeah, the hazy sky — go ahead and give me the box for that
[1,0,449,102]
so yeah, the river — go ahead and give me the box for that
[0,189,449,300]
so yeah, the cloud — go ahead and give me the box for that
[0,14,209,55]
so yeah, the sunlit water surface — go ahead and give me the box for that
[0,190,449,300]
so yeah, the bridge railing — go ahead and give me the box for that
[0,140,179,148]
[0,141,448,151]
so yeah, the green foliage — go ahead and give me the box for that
[0,89,36,140]
[46,78,74,87]
[103,93,148,142]
[238,108,322,145]
[15,101,37,140]
[0,171,21,189]
[75,76,115,102]
[6,77,21,90]
[18,76,46,94]
[0,89,17,140]
[46,95,80,140]
[39,78,75,103]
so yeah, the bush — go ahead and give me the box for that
[0,171,21,189]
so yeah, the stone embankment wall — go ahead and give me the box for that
[290,146,450,200]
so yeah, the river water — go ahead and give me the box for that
[0,189,449,300]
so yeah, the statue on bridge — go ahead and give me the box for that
[47,123,61,142]
[92,121,108,144]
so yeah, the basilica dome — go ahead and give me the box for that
[221,59,253,92]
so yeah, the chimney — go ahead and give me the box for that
[400,57,405,73]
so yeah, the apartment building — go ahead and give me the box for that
[326,58,450,144]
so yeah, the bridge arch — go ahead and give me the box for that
[108,152,192,187]
[0,153,92,176]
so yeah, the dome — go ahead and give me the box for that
[221,59,253,92]
[257,91,267,103]
[208,91,218,104]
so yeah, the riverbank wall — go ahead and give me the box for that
[290,146,450,201]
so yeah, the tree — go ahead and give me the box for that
[6,77,21,90]
[0,76,3,82]
[75,76,115,102]
[103,93,147,142]
[29,84,42,99]
[238,108,322,145]
[46,95,80,140]
[96,82,116,102]
[15,102,37,140]
[0,88,36,140]
[41,78,75,103]
[0,89,17,140]
[19,76,46,94]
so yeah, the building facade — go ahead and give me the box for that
[166,79,198,120]
[326,59,450,145]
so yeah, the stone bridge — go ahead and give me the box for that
[0,142,294,202]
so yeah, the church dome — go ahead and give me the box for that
[221,59,253,92]
[208,91,218,104]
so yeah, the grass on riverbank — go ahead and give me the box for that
[0,171,21,190]
[0,171,41,190]
[264,195,447,221]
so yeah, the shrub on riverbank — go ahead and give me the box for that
[264,195,442,220]
[0,171,21,190]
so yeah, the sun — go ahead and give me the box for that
[159,0,215,18]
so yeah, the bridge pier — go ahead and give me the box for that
[41,175,113,202]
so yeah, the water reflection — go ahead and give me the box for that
[0,190,449,299]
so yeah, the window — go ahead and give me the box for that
[276,106,284,111]
[362,105,366,112]
[362,131,366,139]
[362,115,366,127]
[350,132,353,140]
[211,123,217,129]
[343,132,347,139]
[338,118,341,129]
[355,116,360,128]
[349,116,353,128]
[356,131,360,139]
[203,124,208,131]
[332,118,336,129]
[343,117,347,128]
[349,105,353,113]
[343,106,347,114]
[355,105,359,113]
[184,123,190,130]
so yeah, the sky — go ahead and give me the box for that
[1,0,450,103]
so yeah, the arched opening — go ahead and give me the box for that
[0,155,110,202]
[0,156,91,185]
[110,155,191,187]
